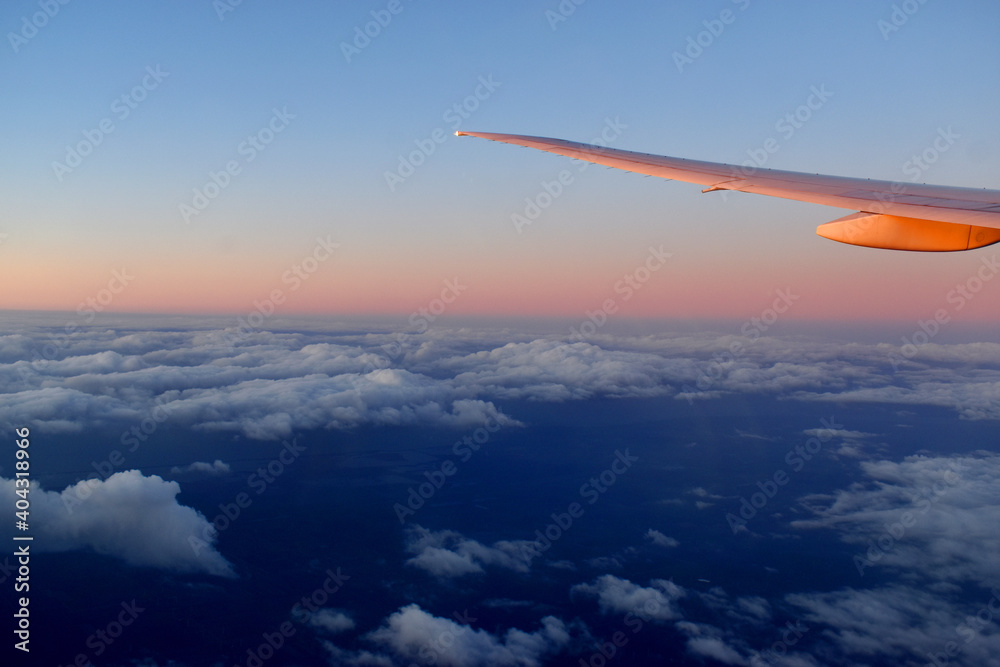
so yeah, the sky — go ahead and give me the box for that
[3,0,1000,323]
[4,6,1000,665]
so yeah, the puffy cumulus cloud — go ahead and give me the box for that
[427,339,691,401]
[793,453,1000,587]
[645,528,679,548]
[0,471,234,577]
[404,526,537,578]
[571,574,685,621]
[366,604,571,667]
[170,459,230,475]
[4,322,1000,440]
[786,586,1000,667]
[0,325,523,439]
[160,372,517,440]
[307,608,355,634]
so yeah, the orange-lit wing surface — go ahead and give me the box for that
[456,131,1000,252]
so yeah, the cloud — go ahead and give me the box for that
[802,427,875,440]
[793,452,1000,587]
[170,459,230,475]
[572,574,685,621]
[773,452,1000,665]
[404,526,537,578]
[307,608,355,634]
[645,529,679,548]
[674,621,752,666]
[4,324,1000,442]
[786,586,1000,666]
[688,636,748,665]
[366,604,571,667]
[699,588,772,625]
[0,470,234,577]
[674,616,819,667]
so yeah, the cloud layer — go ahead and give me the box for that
[3,322,998,440]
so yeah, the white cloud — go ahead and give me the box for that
[645,529,679,548]
[4,324,1000,442]
[688,636,748,665]
[170,459,230,475]
[793,453,1000,587]
[0,470,234,577]
[366,604,571,667]
[699,588,773,625]
[802,428,875,440]
[404,526,537,578]
[307,608,355,634]
[786,586,1000,666]
[777,452,1000,665]
[572,574,685,621]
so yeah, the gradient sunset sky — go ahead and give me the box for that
[3,1,1000,322]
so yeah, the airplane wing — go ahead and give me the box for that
[455,130,1000,252]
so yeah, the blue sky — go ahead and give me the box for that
[3,0,999,320]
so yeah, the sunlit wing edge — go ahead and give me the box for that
[457,130,1000,252]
